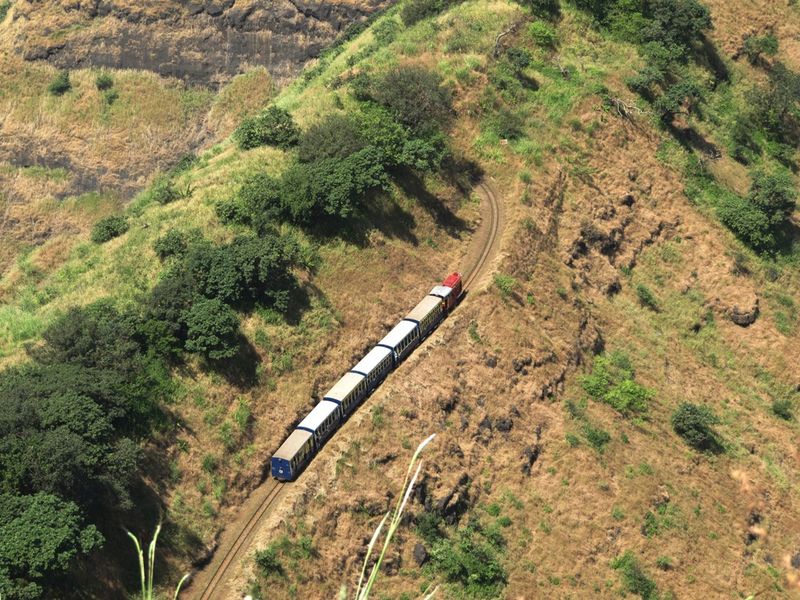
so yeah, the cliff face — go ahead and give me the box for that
[12,0,391,86]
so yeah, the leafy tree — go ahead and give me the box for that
[748,63,800,141]
[0,492,103,600]
[642,0,711,52]
[48,71,71,96]
[184,298,240,360]
[371,66,453,135]
[144,270,200,355]
[233,106,300,150]
[154,229,189,260]
[671,402,720,450]
[400,0,453,25]
[297,114,367,163]
[743,34,779,65]
[235,172,283,230]
[90,215,129,243]
[747,168,797,227]
[717,193,774,250]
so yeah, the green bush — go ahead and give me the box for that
[101,88,119,106]
[611,551,659,599]
[90,215,129,243]
[372,17,401,45]
[718,168,796,252]
[429,521,508,599]
[184,298,240,360]
[401,0,452,25]
[520,0,560,19]
[493,273,518,300]
[154,230,189,260]
[583,423,611,452]
[0,1,11,22]
[671,402,720,451]
[48,71,72,96]
[297,114,367,163]
[0,492,104,599]
[528,20,558,48]
[371,66,453,135]
[772,398,793,421]
[582,352,653,417]
[743,34,779,64]
[95,72,114,90]
[254,546,284,578]
[150,174,181,205]
[635,283,659,311]
[233,106,300,150]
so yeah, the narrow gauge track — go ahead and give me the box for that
[188,180,501,600]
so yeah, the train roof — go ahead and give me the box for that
[378,319,418,350]
[324,371,365,401]
[350,346,392,377]
[406,295,442,323]
[429,285,453,298]
[273,429,313,461]
[297,400,339,433]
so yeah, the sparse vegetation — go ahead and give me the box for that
[95,72,114,91]
[611,551,659,599]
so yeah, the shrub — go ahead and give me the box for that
[237,171,282,228]
[493,273,518,300]
[583,423,611,452]
[635,283,659,311]
[429,521,508,598]
[718,193,775,250]
[671,402,720,451]
[520,0,560,19]
[372,17,401,45]
[150,174,181,205]
[95,72,114,90]
[506,47,532,71]
[102,88,119,106]
[254,546,284,578]
[48,71,72,96]
[611,551,659,599]
[743,34,779,64]
[582,352,653,417]
[401,0,450,25]
[747,169,797,227]
[528,20,558,48]
[233,106,300,150]
[154,230,189,260]
[184,298,240,360]
[297,114,367,163]
[371,66,453,135]
[772,398,793,421]
[91,215,129,243]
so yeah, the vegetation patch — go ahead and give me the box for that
[582,351,654,417]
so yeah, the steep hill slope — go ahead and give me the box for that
[0,0,798,599]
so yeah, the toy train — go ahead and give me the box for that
[270,273,464,481]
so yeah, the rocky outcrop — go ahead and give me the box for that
[12,0,393,87]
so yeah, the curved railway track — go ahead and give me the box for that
[188,179,502,600]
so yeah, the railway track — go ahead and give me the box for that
[188,179,502,600]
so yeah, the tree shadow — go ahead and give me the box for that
[205,335,261,389]
[665,122,721,159]
[695,34,730,85]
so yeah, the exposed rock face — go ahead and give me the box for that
[12,0,393,87]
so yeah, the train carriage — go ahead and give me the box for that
[296,400,341,446]
[324,371,368,416]
[406,294,446,339]
[271,429,314,480]
[350,345,394,392]
[377,319,420,364]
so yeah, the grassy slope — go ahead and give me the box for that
[0,0,798,597]
[237,2,800,600]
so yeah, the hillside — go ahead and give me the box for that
[0,0,799,599]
